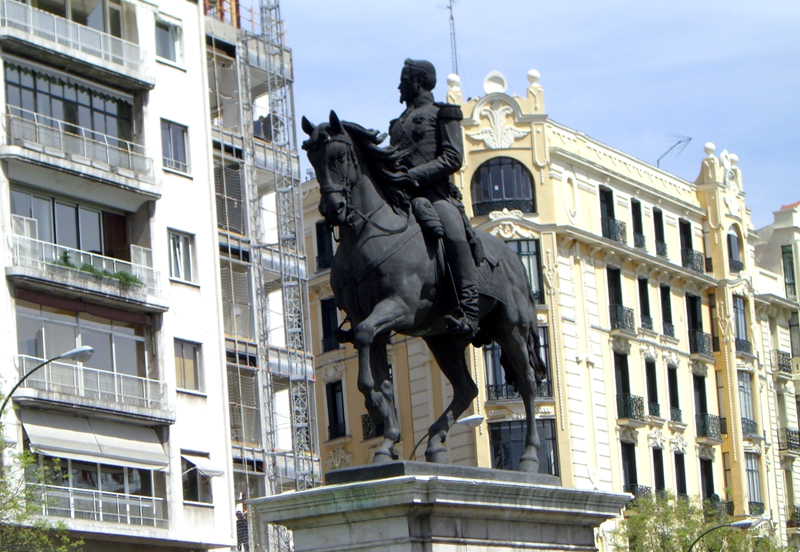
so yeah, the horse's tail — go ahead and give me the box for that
[499,325,547,391]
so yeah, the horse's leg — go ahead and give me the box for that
[353,298,408,463]
[421,334,478,464]
[495,326,541,473]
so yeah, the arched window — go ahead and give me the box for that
[471,157,534,216]
[727,226,744,272]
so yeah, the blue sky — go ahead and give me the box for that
[280,2,800,229]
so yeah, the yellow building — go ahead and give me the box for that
[304,69,800,547]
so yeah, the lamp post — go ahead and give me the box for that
[408,414,484,460]
[1,346,94,416]
[685,519,762,552]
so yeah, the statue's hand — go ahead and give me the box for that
[383,166,418,189]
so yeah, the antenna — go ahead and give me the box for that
[657,135,691,167]
[448,0,458,75]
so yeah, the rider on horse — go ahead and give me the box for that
[390,59,481,338]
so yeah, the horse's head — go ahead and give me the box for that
[301,111,358,226]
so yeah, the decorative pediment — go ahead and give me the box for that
[640,344,658,362]
[488,221,537,240]
[466,99,531,150]
[319,364,345,384]
[663,351,679,367]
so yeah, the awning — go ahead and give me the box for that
[21,410,168,470]
[182,454,225,477]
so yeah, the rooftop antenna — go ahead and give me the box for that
[657,135,691,167]
[448,0,458,75]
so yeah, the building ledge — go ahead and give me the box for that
[696,436,723,446]
[12,391,175,425]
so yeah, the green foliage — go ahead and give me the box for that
[74,263,144,289]
[608,493,788,552]
[109,270,144,288]
[0,446,82,552]
[52,252,76,269]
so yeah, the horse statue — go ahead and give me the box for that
[302,111,548,472]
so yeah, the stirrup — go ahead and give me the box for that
[445,314,478,338]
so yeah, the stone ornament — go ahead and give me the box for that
[466,99,530,149]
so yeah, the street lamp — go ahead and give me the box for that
[685,519,764,552]
[408,413,484,460]
[1,346,94,415]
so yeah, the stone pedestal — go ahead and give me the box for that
[250,463,629,552]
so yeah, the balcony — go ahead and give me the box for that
[695,413,722,444]
[601,217,627,244]
[14,355,173,422]
[7,233,166,312]
[749,501,765,516]
[735,338,752,355]
[472,199,534,217]
[774,350,793,376]
[779,428,800,456]
[742,417,760,439]
[689,330,712,358]
[633,232,645,249]
[787,506,800,529]
[0,0,153,90]
[640,315,654,331]
[681,248,705,273]
[487,383,520,401]
[361,413,384,441]
[617,394,646,427]
[37,484,166,527]
[729,258,744,273]
[609,304,635,334]
[537,381,552,398]
[623,484,652,501]
[670,407,682,424]
[655,240,668,258]
[648,402,661,418]
[662,322,675,339]
[327,422,346,441]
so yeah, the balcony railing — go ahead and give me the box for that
[670,407,682,423]
[609,304,635,333]
[720,417,728,434]
[361,413,384,441]
[623,484,652,500]
[695,413,722,440]
[689,330,712,356]
[327,422,346,441]
[648,402,660,417]
[787,505,800,528]
[37,484,166,527]
[487,383,520,400]
[774,350,793,375]
[779,428,800,453]
[735,338,752,355]
[537,381,552,398]
[3,109,154,182]
[0,0,146,73]
[9,233,160,296]
[16,355,169,413]
[617,394,645,421]
[662,321,675,338]
[633,232,645,249]
[742,417,759,437]
[601,217,627,244]
[729,258,744,272]
[472,199,533,217]
[749,501,765,516]
[640,315,654,331]
[681,248,705,273]
[655,240,668,257]
[787,283,797,301]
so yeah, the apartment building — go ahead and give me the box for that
[305,69,800,547]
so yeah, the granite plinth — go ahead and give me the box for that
[250,469,630,552]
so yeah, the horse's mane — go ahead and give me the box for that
[302,120,412,213]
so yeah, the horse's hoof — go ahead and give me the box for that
[372,449,396,464]
[424,446,448,464]
[518,456,540,473]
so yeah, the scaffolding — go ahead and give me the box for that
[206,0,317,550]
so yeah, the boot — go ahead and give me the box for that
[444,240,479,337]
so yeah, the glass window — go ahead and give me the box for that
[155,19,182,63]
[175,339,202,391]
[161,119,189,172]
[733,295,747,341]
[783,245,796,300]
[470,157,535,216]
[489,419,558,476]
[169,231,195,282]
[78,207,102,254]
[739,370,755,421]
[181,456,213,503]
[320,298,339,353]
[507,240,543,303]
[745,453,761,503]
[55,202,78,249]
[326,380,346,440]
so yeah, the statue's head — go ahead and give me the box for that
[399,59,436,103]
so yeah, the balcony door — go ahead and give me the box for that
[679,219,693,250]
[686,294,702,332]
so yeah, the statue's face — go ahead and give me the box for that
[398,66,420,104]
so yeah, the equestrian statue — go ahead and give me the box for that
[301,59,547,472]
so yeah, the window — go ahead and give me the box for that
[790,312,800,358]
[316,221,334,270]
[738,371,756,434]
[220,260,254,341]
[745,453,762,505]
[727,227,743,271]
[215,160,245,234]
[508,240,544,303]
[600,187,625,243]
[660,284,673,337]
[320,298,340,353]
[653,448,665,494]
[638,278,652,330]
[709,294,719,351]
[155,19,183,64]
[470,157,534,216]
[645,360,658,417]
[181,455,213,504]
[621,442,637,490]
[489,420,558,476]
[169,231,194,282]
[175,339,202,392]
[668,365,680,422]
[30,0,123,37]
[675,453,687,496]
[653,207,666,256]
[227,342,261,445]
[783,245,796,300]
[693,375,707,416]
[631,199,644,248]
[607,267,623,306]
[537,325,552,397]
[161,119,189,173]
[326,380,346,440]
[733,295,750,354]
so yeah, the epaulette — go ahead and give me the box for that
[434,102,463,121]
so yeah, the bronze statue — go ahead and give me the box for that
[302,83,547,470]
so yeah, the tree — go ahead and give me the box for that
[0,443,82,552]
[608,492,789,552]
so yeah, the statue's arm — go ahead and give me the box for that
[407,106,463,186]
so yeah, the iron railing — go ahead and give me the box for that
[662,322,675,338]
[735,338,752,355]
[681,248,705,273]
[472,199,533,217]
[633,232,645,249]
[670,407,682,423]
[15,355,169,412]
[656,240,668,257]
[609,304,635,333]
[623,484,652,500]
[37,484,166,527]
[327,422,346,441]
[787,283,797,301]
[487,383,520,400]
[0,0,146,72]
[601,217,627,244]
[361,413,384,441]
[648,401,660,417]
[729,258,744,272]
[640,315,654,331]
[695,413,722,440]
[774,350,793,375]
[787,505,800,528]
[617,394,645,421]
[779,428,800,453]
[3,109,154,181]
[720,417,728,434]
[537,381,552,398]
[689,330,712,356]
[9,233,159,296]
[742,417,759,437]
[749,501,765,516]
